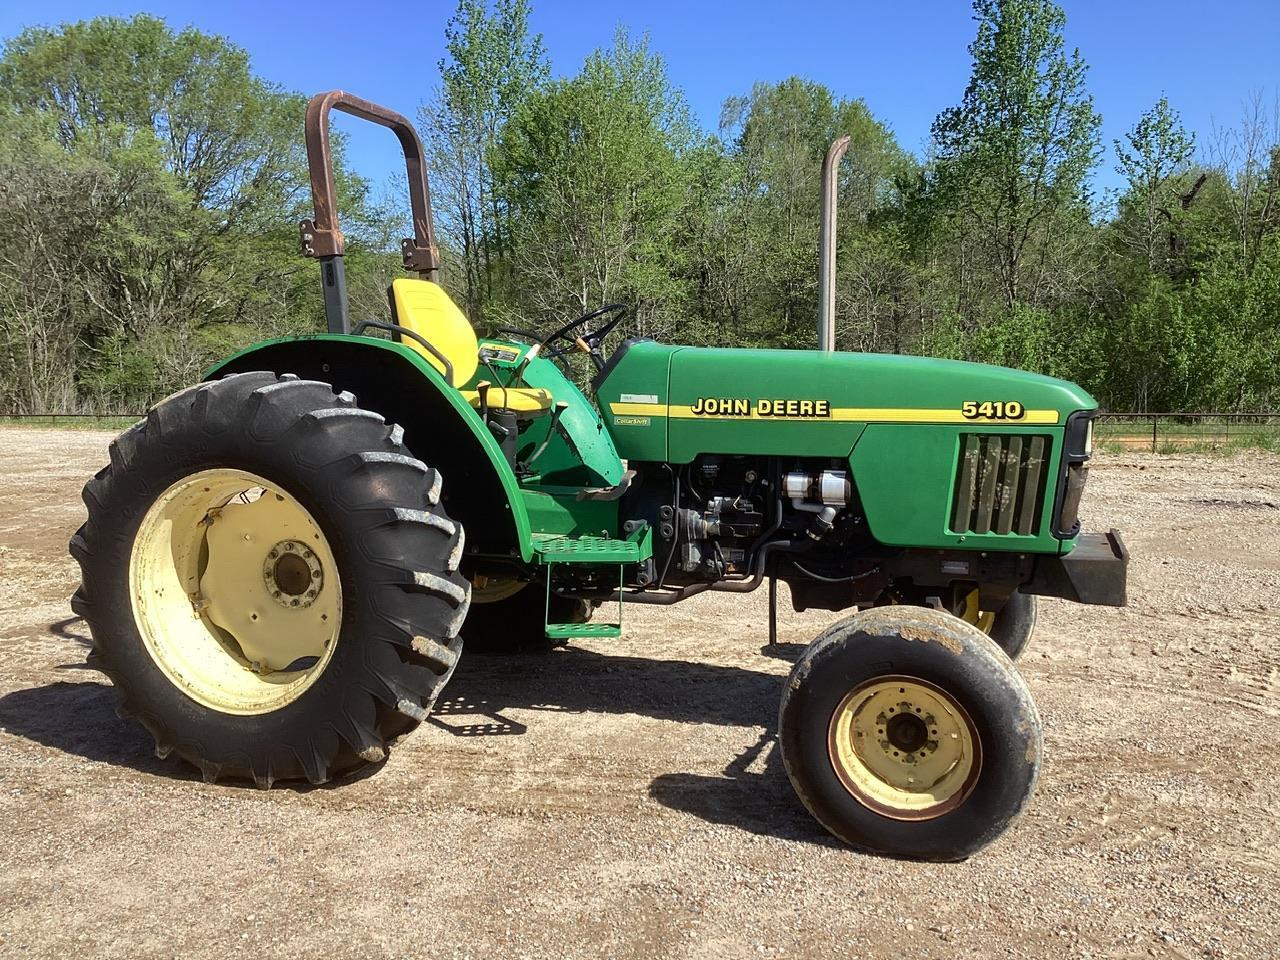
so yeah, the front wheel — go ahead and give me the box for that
[987,591,1037,660]
[70,372,471,786]
[778,606,1041,860]
[955,587,1038,661]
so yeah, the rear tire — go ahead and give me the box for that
[69,372,471,786]
[778,606,1041,860]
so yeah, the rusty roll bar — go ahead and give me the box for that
[818,134,850,353]
[299,90,441,333]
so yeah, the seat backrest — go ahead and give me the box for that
[388,278,479,387]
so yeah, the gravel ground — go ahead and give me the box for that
[0,426,1277,959]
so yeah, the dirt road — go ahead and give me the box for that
[1,426,1276,959]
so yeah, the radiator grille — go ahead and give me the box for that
[950,434,1050,536]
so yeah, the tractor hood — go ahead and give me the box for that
[596,340,1096,463]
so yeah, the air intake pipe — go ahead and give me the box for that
[784,469,851,539]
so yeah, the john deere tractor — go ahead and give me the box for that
[70,92,1126,860]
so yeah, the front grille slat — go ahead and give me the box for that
[1018,436,1046,534]
[974,440,1002,533]
[994,435,1023,534]
[952,434,982,533]
[950,433,1049,536]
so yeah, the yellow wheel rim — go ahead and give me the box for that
[470,572,527,604]
[960,588,996,634]
[129,468,341,715]
[828,675,981,821]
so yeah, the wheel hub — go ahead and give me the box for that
[885,710,929,753]
[827,675,982,821]
[264,540,323,608]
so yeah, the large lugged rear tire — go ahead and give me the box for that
[778,606,1041,861]
[69,372,471,786]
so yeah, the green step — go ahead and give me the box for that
[544,622,622,639]
[531,533,640,564]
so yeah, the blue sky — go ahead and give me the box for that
[2,0,1278,197]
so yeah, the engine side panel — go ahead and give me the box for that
[601,342,1097,555]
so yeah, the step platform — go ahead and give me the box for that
[531,533,637,639]
[530,533,640,565]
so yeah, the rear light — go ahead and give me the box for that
[1052,411,1094,538]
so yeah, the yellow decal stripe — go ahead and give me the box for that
[608,402,1059,425]
[609,401,668,416]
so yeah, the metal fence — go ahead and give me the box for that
[0,412,143,425]
[4,410,1278,452]
[1093,413,1280,452]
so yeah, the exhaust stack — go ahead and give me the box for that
[818,134,850,353]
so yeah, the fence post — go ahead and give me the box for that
[1151,416,1157,453]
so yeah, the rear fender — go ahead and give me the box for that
[206,335,534,562]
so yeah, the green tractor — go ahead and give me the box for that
[70,91,1126,860]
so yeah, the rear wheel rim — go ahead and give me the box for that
[469,573,527,604]
[129,468,341,715]
[827,675,982,821]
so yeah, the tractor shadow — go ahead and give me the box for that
[46,615,103,672]
[0,615,183,779]
[3,617,826,839]
[436,643,832,845]
[0,618,380,789]
[0,679,195,780]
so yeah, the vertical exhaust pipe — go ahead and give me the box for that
[818,135,850,353]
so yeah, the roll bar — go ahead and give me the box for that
[299,90,441,333]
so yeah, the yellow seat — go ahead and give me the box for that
[389,278,551,414]
[390,278,479,387]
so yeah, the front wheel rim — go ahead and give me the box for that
[960,587,996,634]
[128,468,341,715]
[827,675,982,821]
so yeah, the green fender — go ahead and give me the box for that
[205,335,535,562]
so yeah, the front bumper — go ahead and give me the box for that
[1025,528,1128,607]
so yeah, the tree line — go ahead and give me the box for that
[1,0,1277,414]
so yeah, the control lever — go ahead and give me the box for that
[523,401,569,471]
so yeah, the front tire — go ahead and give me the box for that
[778,606,1041,860]
[988,591,1037,660]
[69,372,471,786]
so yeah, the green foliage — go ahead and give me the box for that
[925,0,1101,310]
[422,0,548,324]
[494,30,697,334]
[1113,97,1197,275]
[1,3,1277,417]
[0,15,385,412]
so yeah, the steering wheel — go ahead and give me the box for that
[540,304,628,369]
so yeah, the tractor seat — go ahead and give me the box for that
[388,278,551,414]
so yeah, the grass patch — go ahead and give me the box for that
[1096,434,1280,455]
[0,415,140,431]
